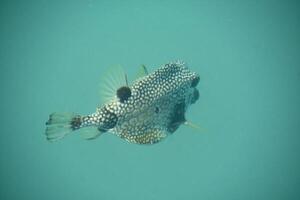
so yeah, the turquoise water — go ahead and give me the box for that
[1,1,300,199]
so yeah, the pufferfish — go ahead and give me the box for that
[45,61,200,144]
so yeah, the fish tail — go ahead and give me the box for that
[45,112,82,142]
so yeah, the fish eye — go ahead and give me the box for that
[117,86,132,103]
[191,75,200,87]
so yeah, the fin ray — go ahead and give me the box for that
[45,112,79,142]
[99,65,128,105]
[134,64,149,81]
[80,127,103,140]
[184,121,206,132]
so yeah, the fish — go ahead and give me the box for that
[45,60,200,145]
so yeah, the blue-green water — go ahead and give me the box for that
[1,1,300,199]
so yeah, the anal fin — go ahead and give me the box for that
[80,127,104,140]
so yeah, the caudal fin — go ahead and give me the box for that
[45,112,81,142]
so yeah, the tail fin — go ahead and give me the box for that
[45,112,81,142]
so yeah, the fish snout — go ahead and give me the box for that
[191,74,200,87]
[191,88,199,104]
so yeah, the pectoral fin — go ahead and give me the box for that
[184,121,206,132]
[98,65,128,105]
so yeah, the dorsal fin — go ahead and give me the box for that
[98,65,128,105]
[134,64,149,80]
[140,65,148,75]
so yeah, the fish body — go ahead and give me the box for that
[46,61,200,144]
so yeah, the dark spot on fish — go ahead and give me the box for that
[155,106,159,114]
[117,86,131,103]
[70,116,82,130]
[98,127,108,133]
[191,88,199,104]
[167,102,186,133]
[101,108,118,129]
[46,114,55,125]
[191,75,200,87]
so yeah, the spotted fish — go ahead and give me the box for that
[45,61,200,144]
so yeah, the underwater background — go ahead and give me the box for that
[1,0,300,199]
